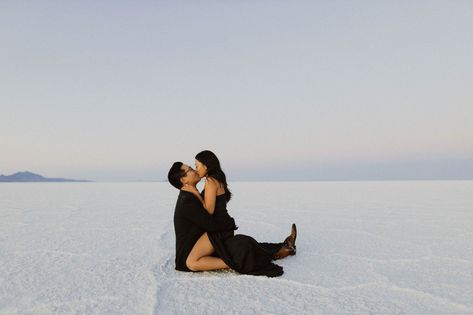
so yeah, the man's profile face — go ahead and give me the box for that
[180,164,200,185]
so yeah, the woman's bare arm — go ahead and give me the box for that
[202,177,219,215]
[183,178,219,215]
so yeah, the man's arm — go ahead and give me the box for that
[180,197,236,232]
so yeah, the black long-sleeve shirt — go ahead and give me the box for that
[173,190,236,271]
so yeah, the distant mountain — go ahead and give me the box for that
[0,171,91,182]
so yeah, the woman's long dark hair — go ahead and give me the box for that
[195,150,232,202]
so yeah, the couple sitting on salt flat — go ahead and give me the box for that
[168,150,297,277]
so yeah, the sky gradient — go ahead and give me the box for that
[1,1,472,181]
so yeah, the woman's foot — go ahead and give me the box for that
[283,223,297,251]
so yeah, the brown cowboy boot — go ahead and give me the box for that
[283,223,297,251]
[273,245,296,260]
[273,223,297,260]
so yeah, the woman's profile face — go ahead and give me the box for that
[195,159,207,178]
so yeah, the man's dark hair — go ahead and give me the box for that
[168,161,184,189]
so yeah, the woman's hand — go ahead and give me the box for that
[184,184,205,205]
[184,184,199,194]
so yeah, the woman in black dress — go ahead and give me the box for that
[184,150,297,277]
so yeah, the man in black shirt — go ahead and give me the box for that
[168,162,236,271]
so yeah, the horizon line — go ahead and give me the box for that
[2,178,473,183]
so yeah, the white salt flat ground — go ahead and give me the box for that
[1,181,472,314]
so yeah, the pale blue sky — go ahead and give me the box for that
[1,1,472,181]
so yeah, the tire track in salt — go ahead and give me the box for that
[151,224,176,315]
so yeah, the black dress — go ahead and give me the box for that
[207,192,285,277]
[174,190,237,272]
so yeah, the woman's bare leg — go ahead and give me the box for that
[186,232,229,271]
